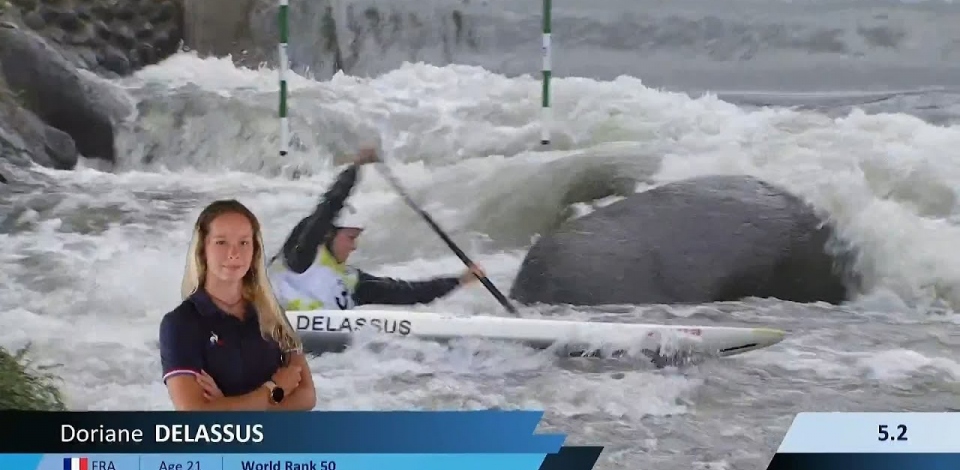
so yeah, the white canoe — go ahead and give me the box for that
[287,309,786,364]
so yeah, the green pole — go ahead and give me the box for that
[541,0,552,145]
[279,0,290,157]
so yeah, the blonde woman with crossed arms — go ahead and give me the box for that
[158,199,317,410]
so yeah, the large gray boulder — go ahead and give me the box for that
[509,175,857,306]
[0,26,79,170]
[0,24,115,164]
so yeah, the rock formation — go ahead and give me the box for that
[10,0,182,75]
[509,175,859,306]
[0,0,184,170]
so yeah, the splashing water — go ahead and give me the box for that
[3,1,960,467]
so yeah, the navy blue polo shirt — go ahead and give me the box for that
[159,289,283,397]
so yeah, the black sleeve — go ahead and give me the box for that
[279,164,360,274]
[353,270,462,306]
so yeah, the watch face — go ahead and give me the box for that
[272,387,284,401]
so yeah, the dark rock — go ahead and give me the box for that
[135,42,155,64]
[0,86,75,169]
[93,19,111,41]
[0,27,116,163]
[10,0,36,11]
[90,3,112,21]
[127,48,141,69]
[151,27,176,56]
[509,175,857,306]
[78,47,97,64]
[111,24,135,49]
[75,5,92,21]
[97,46,129,74]
[149,0,175,23]
[115,3,136,21]
[41,123,78,169]
[44,27,64,43]
[135,22,154,40]
[64,22,95,45]
[21,10,45,30]
[0,0,184,171]
[38,5,69,24]
[0,126,34,168]
[56,9,83,32]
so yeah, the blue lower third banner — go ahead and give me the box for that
[1,449,604,470]
[0,410,567,454]
[0,411,602,470]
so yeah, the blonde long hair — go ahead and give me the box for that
[181,199,302,353]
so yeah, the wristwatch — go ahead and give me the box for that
[264,381,285,404]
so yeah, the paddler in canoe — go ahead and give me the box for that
[267,147,485,312]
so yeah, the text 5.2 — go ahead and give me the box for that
[878,424,907,441]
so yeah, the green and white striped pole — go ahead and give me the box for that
[278,0,290,157]
[540,0,552,146]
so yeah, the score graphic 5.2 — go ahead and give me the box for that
[878,424,907,442]
[774,413,951,453]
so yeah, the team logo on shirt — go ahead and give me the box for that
[334,278,350,310]
[209,332,222,346]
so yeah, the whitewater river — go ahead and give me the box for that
[3,0,960,468]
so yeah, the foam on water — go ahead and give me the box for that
[123,55,960,308]
[2,52,960,468]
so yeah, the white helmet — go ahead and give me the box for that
[334,204,366,230]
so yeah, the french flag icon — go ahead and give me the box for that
[63,457,88,470]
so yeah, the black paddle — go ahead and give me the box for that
[374,161,519,315]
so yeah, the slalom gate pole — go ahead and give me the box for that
[541,0,552,146]
[278,0,290,157]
